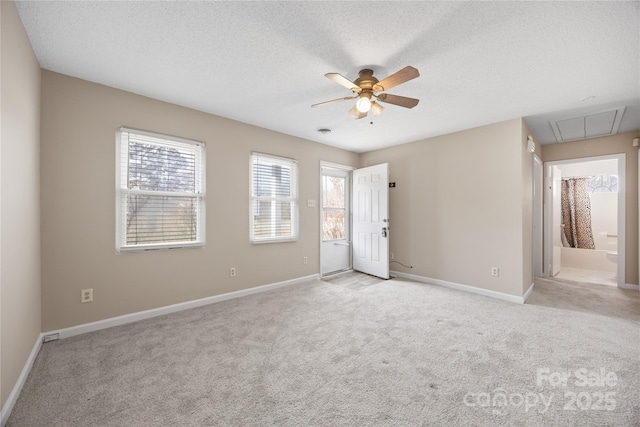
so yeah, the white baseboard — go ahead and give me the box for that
[523,282,535,303]
[1,333,44,427]
[47,274,319,340]
[620,283,639,290]
[390,270,529,304]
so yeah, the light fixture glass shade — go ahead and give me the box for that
[356,95,372,113]
[349,105,366,119]
[371,101,384,116]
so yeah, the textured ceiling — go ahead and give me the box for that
[15,1,640,152]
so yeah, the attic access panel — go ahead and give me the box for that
[549,107,626,143]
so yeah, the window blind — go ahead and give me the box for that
[250,153,298,243]
[116,128,206,252]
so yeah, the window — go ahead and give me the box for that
[322,173,347,241]
[250,153,298,243]
[116,128,205,252]
[588,175,618,193]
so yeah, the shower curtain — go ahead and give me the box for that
[561,177,595,249]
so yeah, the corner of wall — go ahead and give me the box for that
[521,119,534,296]
[1,0,43,414]
[360,119,529,299]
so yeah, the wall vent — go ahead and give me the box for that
[43,333,60,343]
[549,106,626,143]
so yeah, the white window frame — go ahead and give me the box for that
[250,152,299,244]
[116,127,206,253]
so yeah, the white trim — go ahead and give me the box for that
[533,155,544,277]
[117,241,205,253]
[1,333,44,427]
[617,155,626,289]
[390,271,529,304]
[45,274,319,340]
[523,282,535,303]
[543,163,553,277]
[320,161,356,172]
[620,283,639,291]
[118,126,205,147]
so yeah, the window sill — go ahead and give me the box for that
[250,237,298,245]
[117,242,204,254]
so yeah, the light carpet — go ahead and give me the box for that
[7,275,640,426]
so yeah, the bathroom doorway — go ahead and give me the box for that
[544,154,625,287]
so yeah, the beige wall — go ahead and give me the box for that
[360,118,532,297]
[1,0,42,409]
[542,131,639,285]
[40,71,359,331]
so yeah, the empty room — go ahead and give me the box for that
[2,1,639,426]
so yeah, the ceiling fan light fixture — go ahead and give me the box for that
[313,66,420,119]
[356,93,372,113]
[371,101,384,116]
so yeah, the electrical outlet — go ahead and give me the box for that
[303,256,308,265]
[81,288,93,303]
[491,267,499,277]
[390,252,394,260]
[229,267,236,277]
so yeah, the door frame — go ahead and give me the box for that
[543,153,626,288]
[319,161,355,276]
[533,154,544,277]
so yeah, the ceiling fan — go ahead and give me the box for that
[312,66,420,119]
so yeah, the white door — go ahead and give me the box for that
[352,163,389,279]
[320,168,351,275]
[551,165,562,276]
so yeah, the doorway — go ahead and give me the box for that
[319,162,390,279]
[320,164,352,276]
[544,154,625,288]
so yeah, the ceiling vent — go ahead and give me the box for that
[549,107,626,143]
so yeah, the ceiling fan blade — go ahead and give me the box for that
[311,96,357,108]
[325,73,361,93]
[349,105,368,119]
[376,93,419,109]
[373,66,420,92]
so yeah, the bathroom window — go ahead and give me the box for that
[588,175,618,193]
